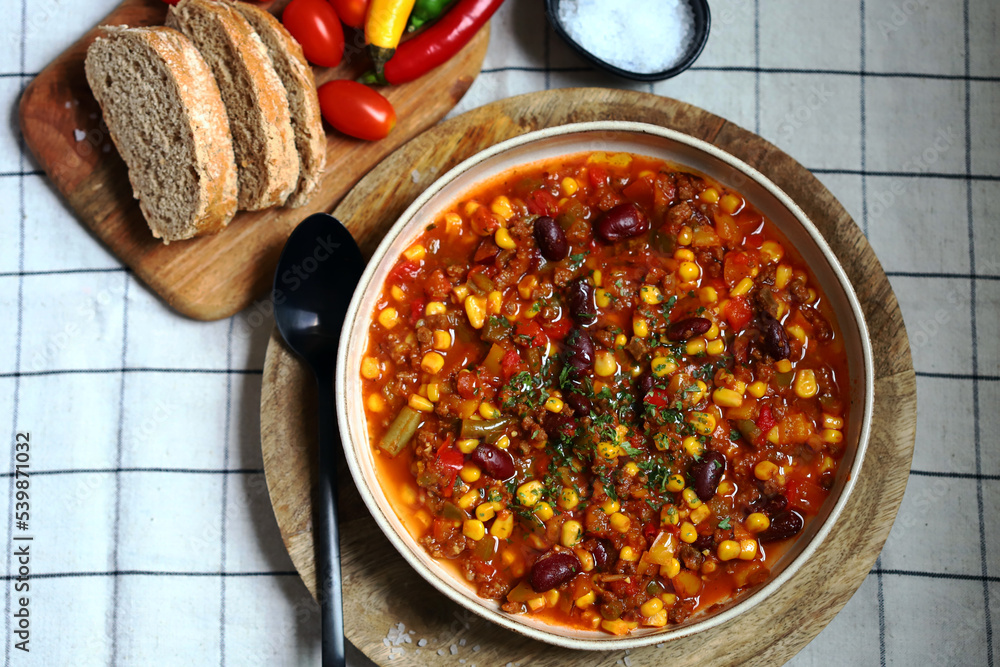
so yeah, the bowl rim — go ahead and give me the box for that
[543,0,712,82]
[336,120,875,650]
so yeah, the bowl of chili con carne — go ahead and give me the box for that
[336,121,874,650]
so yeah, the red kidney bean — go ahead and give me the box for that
[533,216,568,261]
[591,538,615,572]
[665,317,712,341]
[761,494,788,517]
[691,451,726,501]
[567,278,597,326]
[566,392,592,415]
[758,510,803,543]
[529,551,582,592]
[692,533,715,552]
[594,203,649,242]
[467,443,515,481]
[565,329,595,371]
[760,312,790,360]
[541,411,575,440]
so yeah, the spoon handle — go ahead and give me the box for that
[315,372,345,667]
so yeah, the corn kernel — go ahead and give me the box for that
[745,512,770,533]
[678,261,701,282]
[820,455,836,473]
[464,294,486,329]
[592,269,602,287]
[463,519,485,541]
[452,284,470,303]
[614,333,628,348]
[526,596,546,612]
[390,285,406,301]
[624,462,640,477]
[456,490,479,509]
[682,487,702,509]
[490,195,513,221]
[561,176,579,196]
[700,187,720,204]
[739,539,758,560]
[426,383,441,402]
[533,501,554,521]
[540,396,563,414]
[575,590,596,609]
[495,226,516,249]
[619,546,639,562]
[677,226,694,246]
[699,286,718,305]
[475,502,496,522]
[594,288,611,308]
[425,301,447,316]
[594,350,618,377]
[640,597,664,618]
[558,487,580,510]
[487,290,503,315]
[403,244,426,261]
[640,285,664,304]
[688,411,716,436]
[444,212,463,233]
[775,358,793,373]
[457,438,480,455]
[366,394,385,412]
[706,322,721,340]
[361,357,381,380]
[651,356,677,378]
[675,248,695,262]
[609,512,631,533]
[760,240,785,263]
[428,331,450,352]
[766,426,781,445]
[690,504,712,525]
[524,301,541,318]
[479,402,500,419]
[754,461,779,481]
[666,474,685,493]
[822,429,844,444]
[682,436,704,458]
[718,480,734,495]
[495,435,510,450]
[491,511,513,538]
[408,394,434,412]
[793,369,818,398]
[601,498,621,514]
[459,463,481,483]
[707,339,726,356]
[747,381,767,398]
[720,193,743,214]
[517,275,538,300]
[731,277,754,297]
[775,264,793,289]
[717,539,741,561]
[680,521,698,543]
[713,387,744,408]
[561,520,584,548]
[661,505,680,525]
[377,307,399,329]
[420,352,445,374]
[632,317,649,339]
[787,324,807,343]
[661,558,682,580]
[597,441,620,461]
[513,481,543,510]
[686,337,707,356]
[823,413,844,430]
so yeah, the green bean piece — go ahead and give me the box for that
[379,406,422,456]
[459,418,512,439]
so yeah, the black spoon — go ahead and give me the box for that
[273,213,366,667]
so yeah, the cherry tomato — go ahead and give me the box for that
[328,0,370,28]
[282,0,345,68]
[317,80,396,141]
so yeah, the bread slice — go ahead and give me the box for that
[167,0,299,210]
[84,26,238,243]
[227,1,326,208]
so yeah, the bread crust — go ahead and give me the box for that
[85,25,238,243]
[168,0,299,210]
[227,1,327,207]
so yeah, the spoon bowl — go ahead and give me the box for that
[273,213,366,667]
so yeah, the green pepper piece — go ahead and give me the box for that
[407,0,456,31]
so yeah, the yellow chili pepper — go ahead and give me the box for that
[365,0,418,72]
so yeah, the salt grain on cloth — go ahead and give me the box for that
[557,0,695,73]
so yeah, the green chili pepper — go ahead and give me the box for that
[407,0,456,31]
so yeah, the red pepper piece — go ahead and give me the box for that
[514,321,549,348]
[725,296,753,331]
[539,317,571,342]
[786,478,827,515]
[644,388,671,409]
[756,404,775,434]
[526,189,560,217]
[409,298,426,325]
[389,259,421,283]
[500,348,524,382]
[434,439,464,497]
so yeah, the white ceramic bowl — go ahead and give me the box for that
[336,121,874,650]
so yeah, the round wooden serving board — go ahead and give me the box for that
[260,88,916,666]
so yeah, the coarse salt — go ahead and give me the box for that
[557,0,696,74]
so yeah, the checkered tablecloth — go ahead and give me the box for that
[1,0,997,664]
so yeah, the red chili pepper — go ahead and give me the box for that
[756,404,775,434]
[362,0,504,85]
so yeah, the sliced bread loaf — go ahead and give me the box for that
[84,25,238,243]
[228,1,326,208]
[167,0,299,210]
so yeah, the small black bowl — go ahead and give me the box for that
[544,0,711,82]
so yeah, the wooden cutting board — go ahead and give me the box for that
[260,89,917,665]
[17,0,489,320]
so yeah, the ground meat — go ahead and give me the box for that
[668,599,696,624]
[695,247,724,280]
[666,201,696,229]
[416,326,433,346]
[675,173,700,201]
[445,263,466,281]
[473,238,500,264]
[509,215,535,241]
[585,504,611,536]
[754,287,779,319]
[625,335,650,360]
[593,326,616,348]
[384,332,414,366]
[552,263,577,287]
[421,526,466,559]
[434,393,462,420]
[679,544,705,571]
[800,304,833,340]
[787,277,810,304]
